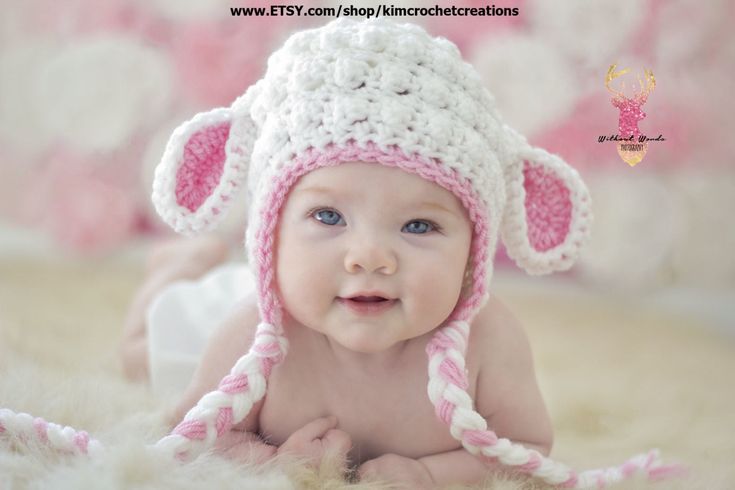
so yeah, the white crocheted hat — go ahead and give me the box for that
[150,17,593,484]
[153,18,591,326]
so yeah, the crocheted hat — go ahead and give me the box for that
[153,17,590,315]
[151,17,600,487]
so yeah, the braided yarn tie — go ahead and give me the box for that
[0,321,287,465]
[426,320,688,488]
[0,409,102,458]
[155,321,287,461]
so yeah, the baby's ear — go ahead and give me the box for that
[152,107,250,235]
[500,145,592,275]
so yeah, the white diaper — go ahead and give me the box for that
[145,262,255,398]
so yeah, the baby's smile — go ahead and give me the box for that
[337,296,399,315]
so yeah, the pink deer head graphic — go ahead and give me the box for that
[605,64,656,166]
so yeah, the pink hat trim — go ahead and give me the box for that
[253,140,491,328]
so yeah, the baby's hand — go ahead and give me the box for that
[276,415,352,469]
[358,453,435,489]
[214,430,278,465]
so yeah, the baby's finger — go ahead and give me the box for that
[357,459,379,481]
[292,415,338,442]
[323,428,352,456]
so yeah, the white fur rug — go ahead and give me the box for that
[1,258,733,489]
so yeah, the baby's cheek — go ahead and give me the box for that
[278,249,336,318]
[407,269,462,320]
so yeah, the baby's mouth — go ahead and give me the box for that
[349,296,389,303]
[337,295,398,314]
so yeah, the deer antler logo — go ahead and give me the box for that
[605,64,656,166]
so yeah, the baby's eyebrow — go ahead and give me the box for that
[293,185,342,196]
[415,200,458,216]
[292,186,352,203]
[294,185,457,216]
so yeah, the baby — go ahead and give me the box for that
[123,17,593,488]
[122,163,555,485]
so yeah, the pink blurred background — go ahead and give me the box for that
[1,0,733,297]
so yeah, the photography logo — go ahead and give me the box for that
[602,64,660,167]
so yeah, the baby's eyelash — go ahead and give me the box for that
[307,207,442,233]
[418,220,442,233]
[406,219,442,233]
[309,207,343,225]
[307,207,331,216]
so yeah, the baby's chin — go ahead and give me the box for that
[336,338,396,354]
[328,327,414,355]
[284,307,422,353]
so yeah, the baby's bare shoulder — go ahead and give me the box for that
[170,293,263,430]
[469,294,533,363]
[468,294,553,453]
[468,294,539,408]
[200,294,261,381]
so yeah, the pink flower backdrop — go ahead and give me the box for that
[1,0,733,290]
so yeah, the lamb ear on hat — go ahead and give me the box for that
[151,80,263,236]
[151,104,256,236]
[500,128,592,275]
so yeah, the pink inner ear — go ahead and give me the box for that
[175,121,231,212]
[523,161,572,252]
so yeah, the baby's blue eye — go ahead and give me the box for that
[313,209,344,226]
[403,220,436,234]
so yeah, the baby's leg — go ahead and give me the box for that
[119,235,230,381]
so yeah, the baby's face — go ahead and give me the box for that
[275,162,472,354]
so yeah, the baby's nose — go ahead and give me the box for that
[343,240,397,275]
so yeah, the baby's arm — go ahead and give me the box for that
[476,295,553,449]
[420,296,553,486]
[358,298,553,488]
[167,295,276,463]
[167,296,352,467]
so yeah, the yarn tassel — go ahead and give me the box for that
[564,449,688,488]
[0,408,103,459]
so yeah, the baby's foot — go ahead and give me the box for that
[120,235,231,381]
